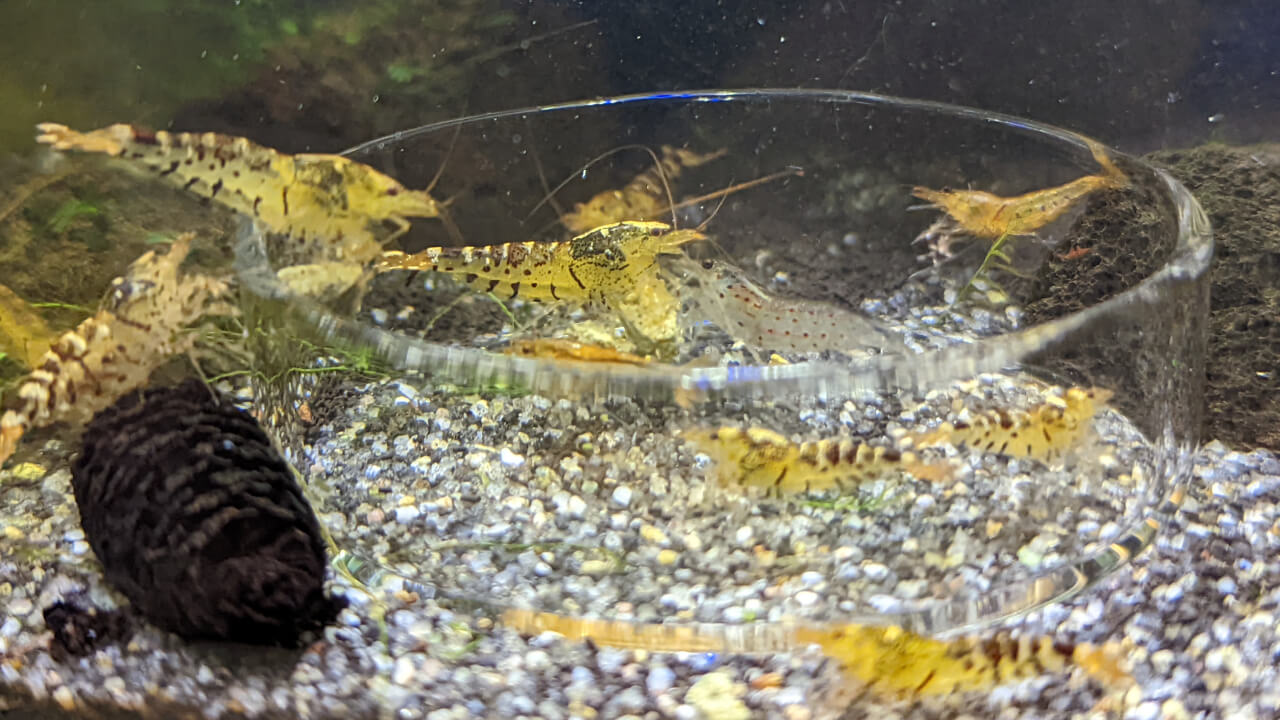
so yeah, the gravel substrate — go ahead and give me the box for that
[1,369,1276,719]
[0,250,1244,720]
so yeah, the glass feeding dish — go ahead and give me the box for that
[236,89,1211,638]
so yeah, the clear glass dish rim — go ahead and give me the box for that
[305,88,1213,409]
[251,88,1212,633]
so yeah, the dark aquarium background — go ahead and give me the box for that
[1,0,1275,155]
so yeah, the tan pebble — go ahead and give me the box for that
[750,672,784,690]
[986,520,1004,538]
[94,651,114,672]
[639,524,670,546]
[53,685,76,711]
[686,670,750,720]
[753,546,777,566]
[1161,698,1190,720]
[657,549,679,566]
[783,705,812,720]
[2,526,23,541]
[580,559,613,575]
[394,590,420,605]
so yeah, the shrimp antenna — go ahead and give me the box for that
[677,167,804,227]
[523,116,565,220]
[425,113,465,196]
[422,103,468,245]
[523,143,657,224]
[692,180,734,262]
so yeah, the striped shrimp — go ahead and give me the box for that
[1,234,234,466]
[912,138,1129,264]
[795,622,1133,704]
[670,257,906,356]
[376,220,703,308]
[501,608,1132,705]
[558,146,727,233]
[681,425,952,496]
[911,386,1113,464]
[35,123,458,298]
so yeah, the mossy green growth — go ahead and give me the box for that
[802,482,897,514]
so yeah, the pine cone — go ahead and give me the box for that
[71,379,344,646]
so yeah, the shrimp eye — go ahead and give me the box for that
[701,259,714,270]
[386,188,400,196]
[649,227,662,236]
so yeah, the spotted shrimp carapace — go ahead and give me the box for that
[674,258,906,355]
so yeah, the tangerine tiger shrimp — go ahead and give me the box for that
[669,256,907,359]
[680,425,953,497]
[35,122,461,299]
[910,386,1114,465]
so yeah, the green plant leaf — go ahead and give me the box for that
[46,199,100,234]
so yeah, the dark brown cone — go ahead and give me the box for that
[71,379,344,646]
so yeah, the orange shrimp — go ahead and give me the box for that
[503,338,651,366]
[912,138,1129,243]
